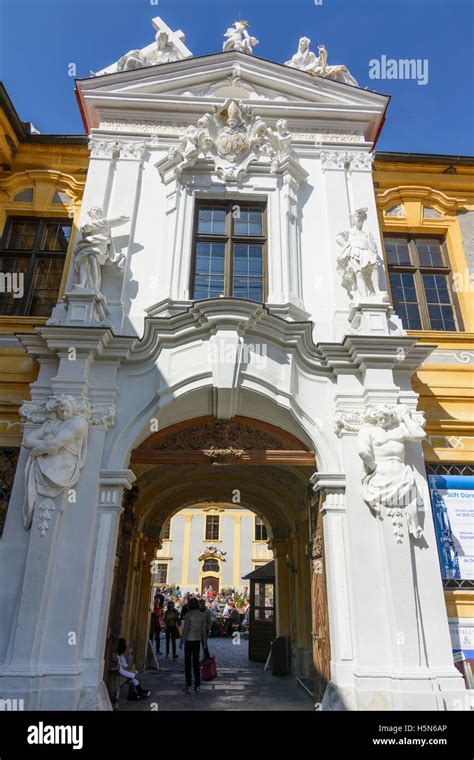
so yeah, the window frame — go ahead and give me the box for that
[254,516,268,542]
[153,562,168,585]
[205,514,220,542]
[383,233,463,332]
[0,215,72,317]
[190,199,268,302]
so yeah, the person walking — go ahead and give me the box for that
[180,595,189,621]
[151,598,163,655]
[164,600,180,659]
[179,597,207,693]
[199,598,212,634]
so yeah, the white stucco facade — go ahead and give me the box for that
[0,36,468,712]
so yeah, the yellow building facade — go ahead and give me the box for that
[0,85,472,671]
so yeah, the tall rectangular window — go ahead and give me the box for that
[205,515,220,541]
[154,563,168,584]
[161,519,171,540]
[191,201,266,302]
[0,217,72,317]
[255,517,268,541]
[384,235,461,331]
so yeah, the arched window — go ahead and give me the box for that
[203,558,219,573]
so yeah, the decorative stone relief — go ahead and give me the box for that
[20,396,90,535]
[320,150,374,173]
[156,99,303,184]
[336,207,389,303]
[223,20,258,55]
[336,404,427,542]
[72,207,129,294]
[285,37,358,86]
[88,138,120,160]
[88,137,146,161]
[116,49,149,72]
[198,545,227,562]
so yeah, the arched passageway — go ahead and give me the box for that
[104,416,326,700]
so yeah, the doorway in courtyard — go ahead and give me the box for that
[103,416,331,707]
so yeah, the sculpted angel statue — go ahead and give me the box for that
[22,396,89,531]
[73,206,129,293]
[336,208,386,301]
[357,405,426,540]
[223,20,258,55]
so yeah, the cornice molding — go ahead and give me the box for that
[376,185,467,212]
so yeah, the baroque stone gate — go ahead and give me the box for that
[0,17,467,711]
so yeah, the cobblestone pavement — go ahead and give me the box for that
[119,636,313,712]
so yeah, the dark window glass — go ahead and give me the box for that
[0,217,72,317]
[415,238,444,267]
[41,222,71,252]
[161,519,171,540]
[153,563,167,584]
[384,237,411,266]
[203,558,219,572]
[5,220,39,250]
[192,201,266,302]
[197,207,226,235]
[234,208,263,237]
[255,517,268,541]
[205,515,220,541]
[384,235,459,332]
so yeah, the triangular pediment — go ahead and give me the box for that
[77,51,388,144]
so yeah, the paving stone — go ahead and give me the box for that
[119,637,312,711]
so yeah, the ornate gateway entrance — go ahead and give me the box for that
[113,416,318,678]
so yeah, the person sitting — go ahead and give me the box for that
[117,638,151,701]
[225,602,240,637]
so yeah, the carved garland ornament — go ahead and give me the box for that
[150,419,294,452]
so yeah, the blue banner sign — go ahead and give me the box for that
[428,474,474,581]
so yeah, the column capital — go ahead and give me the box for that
[268,538,290,557]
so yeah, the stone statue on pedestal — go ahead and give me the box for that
[21,396,89,534]
[357,405,427,541]
[73,207,129,293]
[336,208,387,302]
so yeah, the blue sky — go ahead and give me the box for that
[0,0,472,154]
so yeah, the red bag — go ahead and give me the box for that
[200,656,217,681]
